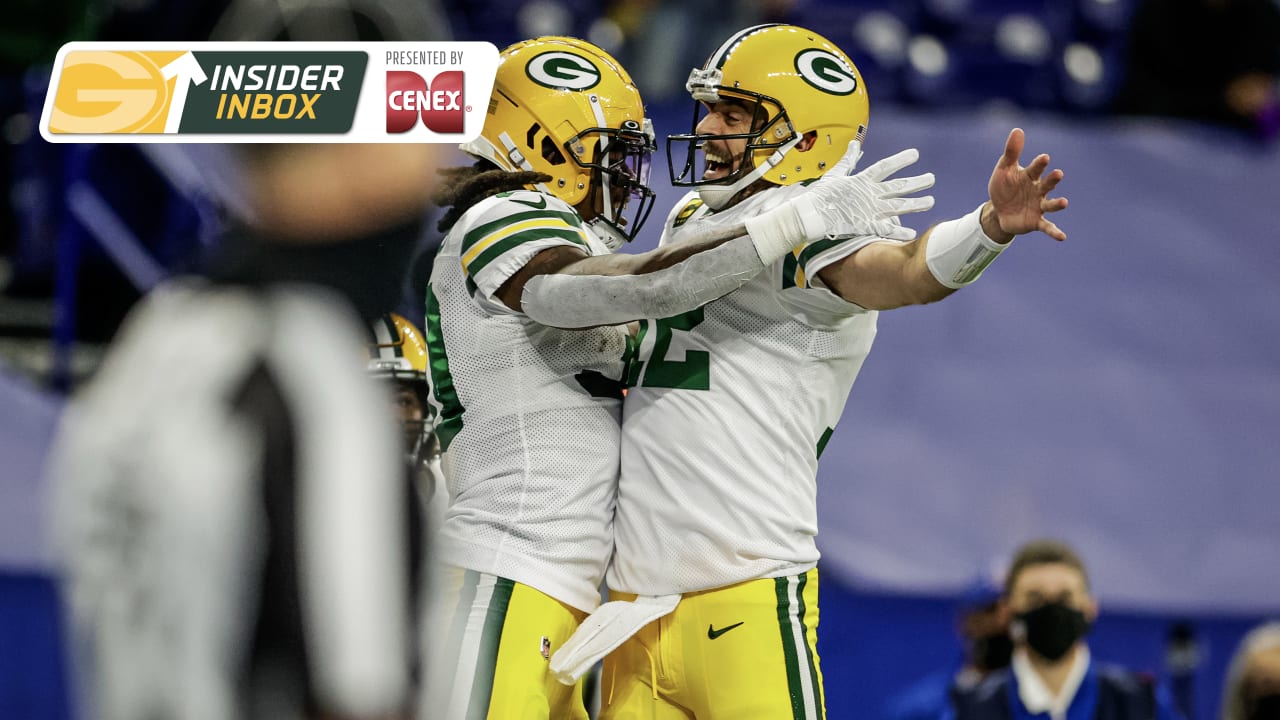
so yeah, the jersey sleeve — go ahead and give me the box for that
[778,230,906,320]
[657,192,709,248]
[457,190,591,307]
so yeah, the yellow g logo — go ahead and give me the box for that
[50,51,185,134]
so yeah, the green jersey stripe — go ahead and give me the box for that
[465,577,514,720]
[816,427,834,459]
[797,572,826,719]
[797,236,847,270]
[460,209,584,254]
[782,251,800,290]
[424,285,465,452]
[776,577,807,720]
[466,227,587,277]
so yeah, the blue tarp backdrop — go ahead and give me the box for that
[2,106,1278,719]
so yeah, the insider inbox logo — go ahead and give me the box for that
[384,48,472,134]
[40,42,498,143]
[42,47,366,137]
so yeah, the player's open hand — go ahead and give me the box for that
[987,128,1068,241]
[800,141,936,242]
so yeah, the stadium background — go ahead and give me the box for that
[2,0,1279,718]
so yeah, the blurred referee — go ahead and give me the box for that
[49,2,448,718]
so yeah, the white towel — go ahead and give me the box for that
[549,594,681,685]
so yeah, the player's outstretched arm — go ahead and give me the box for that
[513,143,934,328]
[818,128,1067,310]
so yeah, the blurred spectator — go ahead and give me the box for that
[884,575,1013,720]
[365,311,446,517]
[1219,621,1280,720]
[949,539,1183,720]
[1113,0,1280,138]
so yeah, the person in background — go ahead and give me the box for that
[948,539,1182,720]
[884,575,1012,720]
[1219,621,1280,720]
[366,311,444,512]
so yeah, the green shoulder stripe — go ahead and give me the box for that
[797,236,847,271]
[460,209,584,254]
[465,227,587,277]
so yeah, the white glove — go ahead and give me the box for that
[745,141,935,262]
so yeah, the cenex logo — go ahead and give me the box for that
[386,70,466,133]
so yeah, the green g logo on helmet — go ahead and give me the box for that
[794,49,858,95]
[525,51,601,90]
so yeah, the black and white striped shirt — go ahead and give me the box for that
[53,280,419,720]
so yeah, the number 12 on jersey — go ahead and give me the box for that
[625,308,710,390]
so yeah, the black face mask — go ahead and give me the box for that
[1018,602,1090,661]
[1245,692,1280,720]
[972,632,1014,671]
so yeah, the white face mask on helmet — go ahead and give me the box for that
[667,24,870,210]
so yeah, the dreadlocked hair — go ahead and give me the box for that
[432,161,554,232]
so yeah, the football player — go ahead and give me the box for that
[366,312,442,506]
[420,35,935,720]
[549,24,1069,719]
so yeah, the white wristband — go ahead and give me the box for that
[743,195,818,265]
[925,204,1008,289]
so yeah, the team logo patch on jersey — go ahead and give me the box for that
[540,636,551,659]
[672,197,704,228]
[794,49,858,96]
[525,51,600,90]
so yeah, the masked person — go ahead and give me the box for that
[948,539,1182,720]
[1220,621,1280,720]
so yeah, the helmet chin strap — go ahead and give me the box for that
[696,135,801,210]
[584,93,630,252]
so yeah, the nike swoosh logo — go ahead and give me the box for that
[707,621,744,640]
[510,195,547,210]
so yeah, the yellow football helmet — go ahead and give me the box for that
[367,312,434,461]
[669,24,871,209]
[459,36,656,249]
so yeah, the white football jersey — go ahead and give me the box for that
[427,189,629,613]
[609,186,894,595]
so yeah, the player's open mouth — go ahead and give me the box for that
[702,149,738,180]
